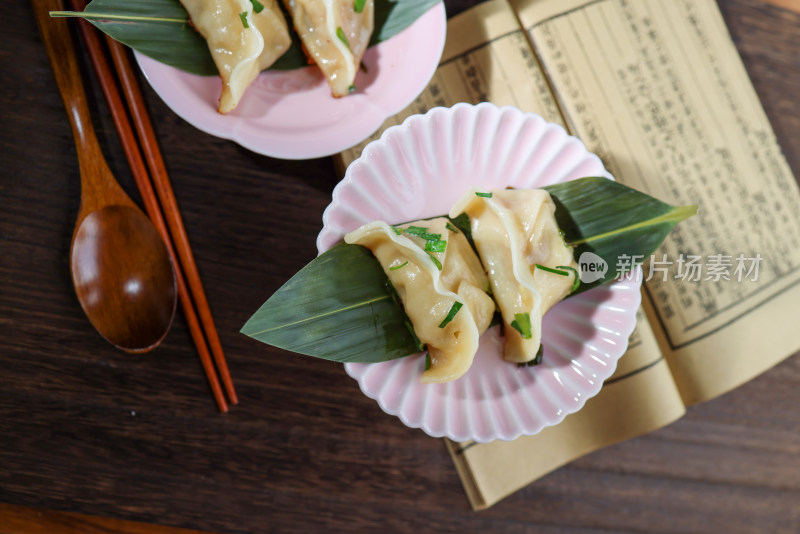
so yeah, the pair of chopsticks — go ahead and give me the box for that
[67,0,237,412]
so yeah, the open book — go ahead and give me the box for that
[338,0,800,509]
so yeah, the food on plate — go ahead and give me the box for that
[344,188,578,382]
[179,0,375,108]
[345,217,495,383]
[241,175,696,386]
[179,0,292,113]
[450,188,578,364]
[282,0,375,96]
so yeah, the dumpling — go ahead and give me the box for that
[436,221,495,335]
[282,0,374,96]
[181,0,291,113]
[450,189,578,363]
[179,0,291,113]
[345,218,495,383]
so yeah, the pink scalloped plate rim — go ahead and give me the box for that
[134,3,446,160]
[318,103,642,442]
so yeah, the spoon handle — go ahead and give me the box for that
[33,0,133,219]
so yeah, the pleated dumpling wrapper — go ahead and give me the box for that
[450,188,578,363]
[179,0,291,113]
[344,218,495,383]
[282,0,374,97]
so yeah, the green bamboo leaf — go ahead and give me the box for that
[371,0,440,45]
[241,243,416,362]
[51,0,216,75]
[542,177,697,294]
[51,0,441,76]
[242,177,696,362]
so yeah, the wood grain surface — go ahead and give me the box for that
[0,503,212,534]
[1,1,798,533]
[763,0,800,13]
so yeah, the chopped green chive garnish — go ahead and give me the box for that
[425,353,431,370]
[336,27,351,51]
[510,312,532,339]
[426,251,442,271]
[556,265,581,292]
[250,0,264,13]
[424,239,447,253]
[239,11,249,28]
[403,226,442,243]
[391,226,402,235]
[475,192,493,198]
[535,264,569,276]
[348,84,356,94]
[389,261,408,271]
[404,320,425,352]
[445,222,460,233]
[403,226,429,237]
[400,225,449,261]
[438,301,463,328]
[535,264,580,292]
[354,0,366,13]
[536,263,581,293]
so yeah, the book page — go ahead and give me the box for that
[512,0,800,404]
[448,305,685,509]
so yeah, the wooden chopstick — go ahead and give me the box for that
[68,0,234,411]
[104,39,238,406]
[70,7,227,413]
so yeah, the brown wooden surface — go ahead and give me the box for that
[1,1,798,533]
[0,503,212,534]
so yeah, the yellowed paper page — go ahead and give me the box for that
[447,306,685,510]
[512,0,800,404]
[337,0,564,167]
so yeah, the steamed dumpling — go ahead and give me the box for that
[436,221,495,335]
[282,0,374,96]
[450,189,578,363]
[345,218,494,383]
[180,0,291,113]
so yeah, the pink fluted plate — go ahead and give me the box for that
[134,3,446,160]
[318,103,642,443]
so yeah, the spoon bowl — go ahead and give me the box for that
[35,0,177,352]
[72,205,176,352]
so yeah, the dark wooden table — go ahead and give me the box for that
[2,1,799,533]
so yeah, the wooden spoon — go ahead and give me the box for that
[34,0,177,352]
